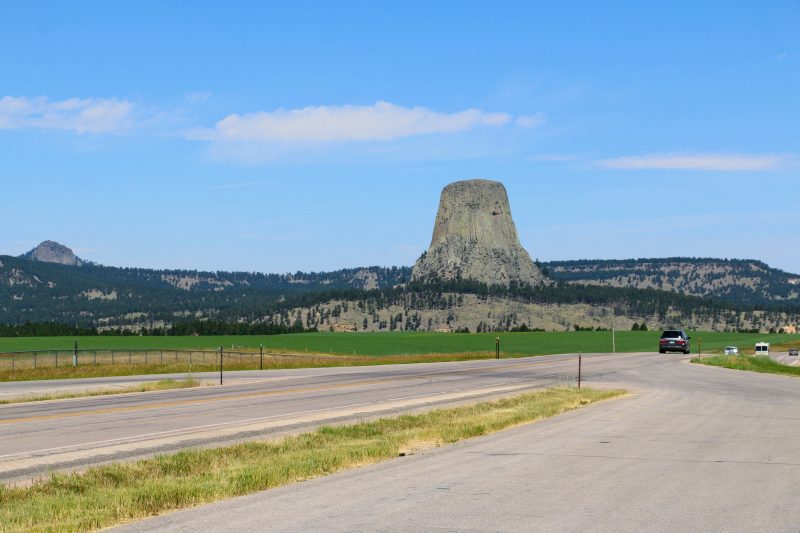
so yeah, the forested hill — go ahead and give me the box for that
[543,257,800,305]
[0,254,410,326]
[2,252,799,329]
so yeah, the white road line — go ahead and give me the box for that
[0,378,539,461]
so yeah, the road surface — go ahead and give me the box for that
[0,352,635,484]
[113,354,800,532]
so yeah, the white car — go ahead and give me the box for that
[723,346,739,355]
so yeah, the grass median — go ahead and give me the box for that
[0,387,624,532]
[693,355,800,377]
[0,378,203,405]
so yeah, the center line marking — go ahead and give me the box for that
[0,357,580,425]
[0,380,535,461]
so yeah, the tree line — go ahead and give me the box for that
[0,321,318,337]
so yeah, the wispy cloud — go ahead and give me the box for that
[0,95,134,133]
[184,91,211,104]
[189,101,520,143]
[515,112,546,128]
[596,153,789,171]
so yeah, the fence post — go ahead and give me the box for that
[145,350,148,365]
[219,346,223,385]
[612,317,616,354]
[260,344,263,370]
[578,352,582,389]
[11,354,14,372]
[34,352,37,369]
[495,337,500,359]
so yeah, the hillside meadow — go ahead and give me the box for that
[1,331,797,357]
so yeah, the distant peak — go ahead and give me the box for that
[20,240,84,266]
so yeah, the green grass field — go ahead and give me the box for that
[1,330,797,356]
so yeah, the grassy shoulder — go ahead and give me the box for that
[0,378,203,405]
[692,355,800,377]
[0,387,624,532]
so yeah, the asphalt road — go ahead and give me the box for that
[773,351,800,367]
[113,354,800,533]
[0,353,642,484]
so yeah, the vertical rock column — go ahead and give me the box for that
[411,179,546,286]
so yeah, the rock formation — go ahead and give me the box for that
[411,179,547,286]
[20,240,84,266]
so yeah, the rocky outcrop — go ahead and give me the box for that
[351,269,380,290]
[411,179,547,286]
[20,240,83,266]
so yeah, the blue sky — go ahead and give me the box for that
[1,2,798,274]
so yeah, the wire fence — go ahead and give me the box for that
[0,347,588,389]
[0,347,347,372]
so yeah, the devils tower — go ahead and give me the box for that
[411,179,546,286]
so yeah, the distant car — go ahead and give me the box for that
[659,330,691,354]
[723,346,739,355]
[790,348,799,357]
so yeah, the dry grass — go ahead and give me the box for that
[0,378,203,405]
[0,387,624,532]
[0,352,499,382]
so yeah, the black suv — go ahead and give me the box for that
[659,330,691,354]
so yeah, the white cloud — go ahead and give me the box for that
[185,91,211,104]
[515,112,546,128]
[596,153,788,171]
[189,101,516,143]
[0,95,133,133]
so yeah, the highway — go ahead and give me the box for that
[4,352,799,531]
[110,353,800,533]
[0,352,642,484]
